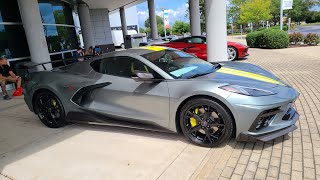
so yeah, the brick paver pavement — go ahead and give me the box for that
[1,37,320,180]
[190,42,320,180]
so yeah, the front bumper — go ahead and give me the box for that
[238,47,249,58]
[237,109,299,141]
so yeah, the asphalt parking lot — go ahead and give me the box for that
[1,36,320,180]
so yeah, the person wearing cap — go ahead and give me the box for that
[0,55,23,100]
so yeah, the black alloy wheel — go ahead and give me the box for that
[180,98,234,147]
[34,91,66,128]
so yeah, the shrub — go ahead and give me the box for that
[246,31,260,47]
[304,33,320,45]
[246,29,289,49]
[289,32,304,44]
[257,29,289,49]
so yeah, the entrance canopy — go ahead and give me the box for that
[81,0,144,10]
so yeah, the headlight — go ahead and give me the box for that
[219,85,276,96]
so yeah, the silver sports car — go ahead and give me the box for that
[23,46,299,147]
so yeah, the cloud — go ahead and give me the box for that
[138,3,189,28]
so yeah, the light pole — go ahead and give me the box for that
[161,7,166,37]
[280,0,283,30]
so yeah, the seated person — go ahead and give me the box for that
[93,46,102,56]
[73,47,84,62]
[0,55,23,99]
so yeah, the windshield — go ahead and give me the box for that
[141,49,218,79]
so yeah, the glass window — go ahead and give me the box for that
[44,25,78,53]
[92,57,162,79]
[97,57,145,78]
[38,0,75,25]
[142,49,218,79]
[187,37,205,44]
[0,25,30,58]
[0,0,22,22]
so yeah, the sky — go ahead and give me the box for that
[136,0,190,28]
[136,0,320,29]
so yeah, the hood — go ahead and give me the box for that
[194,62,297,98]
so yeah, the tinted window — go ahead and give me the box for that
[171,38,187,42]
[0,25,30,58]
[92,56,162,79]
[44,25,78,53]
[38,0,75,25]
[0,0,22,22]
[187,37,205,44]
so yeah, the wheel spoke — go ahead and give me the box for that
[188,125,201,133]
[208,122,225,127]
[204,128,213,143]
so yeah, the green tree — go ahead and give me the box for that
[239,0,272,24]
[228,0,247,25]
[144,15,172,37]
[139,27,146,33]
[172,20,190,35]
[270,0,281,24]
[144,15,163,28]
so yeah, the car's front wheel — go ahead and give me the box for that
[180,98,234,147]
[228,46,238,61]
[34,91,66,128]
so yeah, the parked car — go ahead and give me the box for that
[23,46,299,147]
[157,36,249,61]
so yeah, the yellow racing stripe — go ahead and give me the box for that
[139,46,167,51]
[217,67,285,85]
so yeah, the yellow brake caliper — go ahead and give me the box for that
[52,99,57,107]
[190,108,198,127]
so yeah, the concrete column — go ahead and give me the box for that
[17,0,52,69]
[189,0,201,36]
[148,0,158,40]
[120,7,128,38]
[78,3,95,49]
[205,0,228,62]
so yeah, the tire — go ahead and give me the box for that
[180,98,234,147]
[34,91,66,128]
[120,43,125,49]
[228,46,238,61]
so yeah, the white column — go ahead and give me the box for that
[148,0,158,40]
[120,7,128,38]
[205,0,228,62]
[17,0,52,69]
[189,0,201,36]
[78,3,95,49]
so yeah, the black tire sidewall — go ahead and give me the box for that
[34,91,66,128]
[180,98,234,147]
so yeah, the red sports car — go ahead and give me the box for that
[156,36,249,61]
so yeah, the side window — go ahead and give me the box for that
[188,37,204,44]
[97,56,163,79]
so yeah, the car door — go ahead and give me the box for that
[182,37,207,60]
[87,56,170,128]
[162,37,190,50]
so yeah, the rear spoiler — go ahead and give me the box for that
[16,55,93,80]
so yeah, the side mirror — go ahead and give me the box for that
[132,71,154,82]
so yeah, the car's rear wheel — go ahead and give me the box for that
[34,91,66,128]
[228,46,238,61]
[180,98,234,147]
